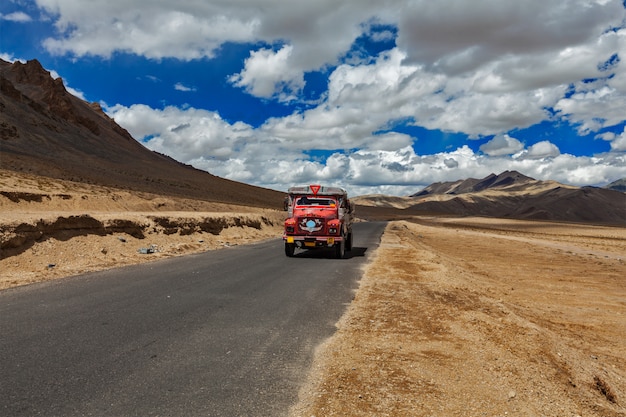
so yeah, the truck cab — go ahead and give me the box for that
[283,185,354,258]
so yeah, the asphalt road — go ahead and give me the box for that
[0,221,386,417]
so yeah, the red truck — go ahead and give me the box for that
[283,185,354,258]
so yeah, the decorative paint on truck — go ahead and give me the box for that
[283,184,354,258]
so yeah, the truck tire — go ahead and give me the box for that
[285,242,295,257]
[346,232,353,251]
[335,237,345,259]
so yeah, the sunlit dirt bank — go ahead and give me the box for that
[0,170,285,290]
[290,218,626,417]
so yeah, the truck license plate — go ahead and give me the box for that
[304,241,316,247]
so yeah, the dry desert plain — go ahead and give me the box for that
[1,170,625,416]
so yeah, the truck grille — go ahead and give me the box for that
[297,217,326,234]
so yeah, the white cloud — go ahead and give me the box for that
[106,104,257,162]
[480,134,524,156]
[1,11,32,22]
[229,45,303,101]
[174,82,196,92]
[612,135,626,152]
[524,141,561,159]
[556,83,626,135]
[553,29,626,133]
[395,0,623,73]
[0,54,25,63]
[256,49,446,148]
[106,102,626,195]
[599,126,626,151]
[40,4,259,59]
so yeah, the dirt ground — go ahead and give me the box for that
[0,169,285,290]
[290,218,626,417]
[2,171,626,416]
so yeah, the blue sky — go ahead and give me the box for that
[2,0,626,195]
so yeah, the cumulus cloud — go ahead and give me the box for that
[106,104,257,162]
[107,102,625,195]
[480,134,524,156]
[229,45,304,101]
[40,3,258,59]
[524,141,561,159]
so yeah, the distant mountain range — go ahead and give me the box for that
[411,170,539,196]
[356,171,625,225]
[413,171,626,196]
[1,58,624,225]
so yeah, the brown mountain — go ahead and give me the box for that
[356,171,626,225]
[411,170,536,196]
[0,58,283,209]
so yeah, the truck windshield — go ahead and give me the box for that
[295,197,336,207]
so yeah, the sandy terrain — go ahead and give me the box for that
[2,171,625,416]
[290,218,626,416]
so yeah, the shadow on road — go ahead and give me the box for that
[289,246,368,259]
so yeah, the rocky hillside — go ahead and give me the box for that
[0,59,284,209]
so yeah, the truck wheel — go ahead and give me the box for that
[346,232,353,251]
[335,238,345,259]
[285,243,295,257]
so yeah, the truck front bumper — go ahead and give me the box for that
[283,235,340,247]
